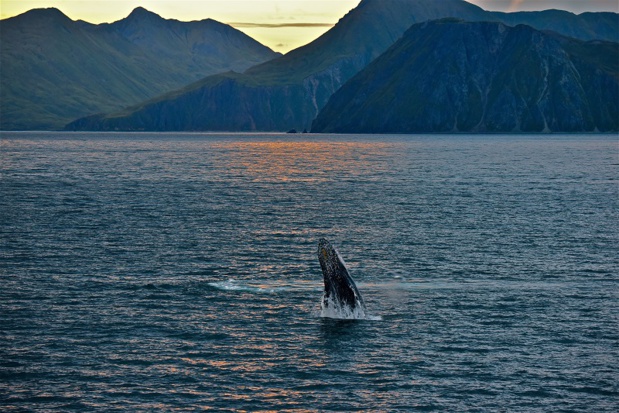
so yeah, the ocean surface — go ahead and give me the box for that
[1,132,617,412]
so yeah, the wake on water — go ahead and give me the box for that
[208,279,291,294]
[208,280,382,321]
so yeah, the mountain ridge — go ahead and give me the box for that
[0,7,280,130]
[66,0,490,131]
[67,0,619,132]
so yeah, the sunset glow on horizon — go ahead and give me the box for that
[1,0,617,53]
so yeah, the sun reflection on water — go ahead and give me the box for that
[212,140,401,184]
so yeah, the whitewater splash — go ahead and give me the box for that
[319,290,382,321]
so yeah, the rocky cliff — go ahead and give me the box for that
[311,20,619,133]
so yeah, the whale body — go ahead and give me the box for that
[317,238,366,318]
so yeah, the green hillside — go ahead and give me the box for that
[0,7,279,130]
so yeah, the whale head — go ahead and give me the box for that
[317,238,365,314]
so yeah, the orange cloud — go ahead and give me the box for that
[507,0,525,12]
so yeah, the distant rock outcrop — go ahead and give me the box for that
[0,8,279,130]
[311,20,619,133]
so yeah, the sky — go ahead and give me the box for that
[1,1,617,53]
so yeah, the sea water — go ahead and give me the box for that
[1,132,617,412]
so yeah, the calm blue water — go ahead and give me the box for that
[1,132,618,412]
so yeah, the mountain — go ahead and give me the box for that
[312,20,619,133]
[491,10,619,42]
[64,0,490,131]
[66,0,619,133]
[0,7,279,130]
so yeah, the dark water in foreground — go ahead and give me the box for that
[1,133,618,412]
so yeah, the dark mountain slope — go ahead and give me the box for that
[245,0,487,82]
[311,20,619,133]
[66,0,490,131]
[0,8,278,130]
[66,0,619,132]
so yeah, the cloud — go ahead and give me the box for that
[229,22,334,29]
[507,0,524,12]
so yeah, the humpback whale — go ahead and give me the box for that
[317,238,366,318]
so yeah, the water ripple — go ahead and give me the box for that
[1,133,617,412]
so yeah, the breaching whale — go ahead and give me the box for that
[317,238,366,318]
